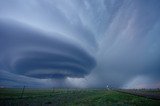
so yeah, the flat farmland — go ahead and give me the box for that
[0,88,160,106]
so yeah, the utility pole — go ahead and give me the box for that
[20,86,25,99]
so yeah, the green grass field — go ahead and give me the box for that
[0,88,160,106]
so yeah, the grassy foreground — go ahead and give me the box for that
[0,88,160,106]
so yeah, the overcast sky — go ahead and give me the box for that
[0,0,160,88]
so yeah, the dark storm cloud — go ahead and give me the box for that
[0,0,160,88]
[0,19,96,79]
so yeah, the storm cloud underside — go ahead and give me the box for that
[0,0,160,88]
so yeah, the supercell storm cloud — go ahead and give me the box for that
[0,19,96,79]
[0,0,160,88]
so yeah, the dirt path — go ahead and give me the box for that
[116,89,160,100]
